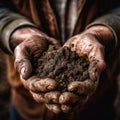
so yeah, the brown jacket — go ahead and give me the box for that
[0,0,120,119]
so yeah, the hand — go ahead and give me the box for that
[10,27,61,104]
[11,27,60,79]
[28,77,61,113]
[60,26,114,111]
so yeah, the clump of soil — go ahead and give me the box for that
[32,45,96,92]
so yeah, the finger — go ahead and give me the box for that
[68,80,97,96]
[61,105,72,113]
[88,48,106,81]
[97,59,106,73]
[46,36,61,49]
[88,60,99,81]
[30,91,45,103]
[59,92,79,105]
[14,35,49,79]
[44,91,60,104]
[45,103,61,114]
[26,76,57,92]
[88,45,106,73]
[60,95,88,111]
[14,45,32,80]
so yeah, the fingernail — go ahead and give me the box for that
[47,85,54,90]
[21,67,26,75]
[53,106,61,114]
[59,96,64,103]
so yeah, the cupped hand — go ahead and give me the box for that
[10,27,61,104]
[13,34,60,79]
[11,26,114,113]
[60,26,111,111]
[11,27,60,79]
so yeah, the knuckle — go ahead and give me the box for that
[61,105,72,113]
[59,92,79,104]
[44,91,60,103]
[32,93,44,103]
[45,104,61,114]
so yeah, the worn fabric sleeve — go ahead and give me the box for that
[0,2,36,54]
[86,7,120,103]
[86,8,120,49]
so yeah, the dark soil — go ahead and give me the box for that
[32,46,95,92]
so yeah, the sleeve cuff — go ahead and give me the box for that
[0,18,36,54]
[86,14,120,48]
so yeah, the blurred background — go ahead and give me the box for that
[0,50,11,120]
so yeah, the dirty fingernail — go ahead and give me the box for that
[21,67,26,75]
[47,85,55,90]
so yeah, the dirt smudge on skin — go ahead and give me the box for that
[32,45,96,92]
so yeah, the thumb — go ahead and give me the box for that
[14,45,32,80]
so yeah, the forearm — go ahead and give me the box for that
[86,7,120,49]
[0,7,36,54]
[85,7,120,102]
[84,26,114,46]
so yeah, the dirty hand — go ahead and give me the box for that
[59,25,114,112]
[10,26,61,104]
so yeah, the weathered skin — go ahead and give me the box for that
[11,25,114,113]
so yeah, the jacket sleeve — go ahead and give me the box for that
[86,7,120,102]
[0,1,36,54]
[86,7,120,49]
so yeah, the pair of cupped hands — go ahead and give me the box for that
[10,25,113,113]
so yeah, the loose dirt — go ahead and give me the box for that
[32,45,95,92]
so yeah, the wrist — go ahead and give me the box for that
[84,25,116,55]
[10,26,43,52]
[84,25,115,47]
[0,18,36,54]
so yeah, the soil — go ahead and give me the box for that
[32,45,96,92]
